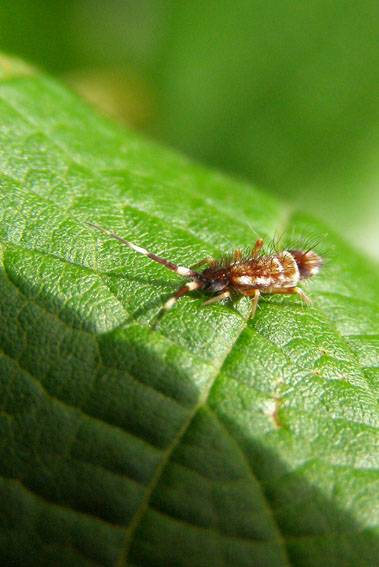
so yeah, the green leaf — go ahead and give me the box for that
[0,55,378,567]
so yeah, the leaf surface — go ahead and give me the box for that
[0,56,378,566]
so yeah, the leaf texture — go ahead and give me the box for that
[0,56,378,566]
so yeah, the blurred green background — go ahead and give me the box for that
[1,0,378,258]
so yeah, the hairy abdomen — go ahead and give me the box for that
[231,251,300,291]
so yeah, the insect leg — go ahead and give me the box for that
[238,288,261,318]
[203,290,231,305]
[265,286,311,304]
[292,287,311,304]
[156,280,203,320]
[249,289,261,318]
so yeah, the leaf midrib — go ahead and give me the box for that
[118,311,291,566]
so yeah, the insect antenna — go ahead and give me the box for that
[86,222,199,278]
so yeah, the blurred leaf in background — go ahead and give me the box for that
[0,0,378,257]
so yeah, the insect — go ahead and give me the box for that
[87,223,322,320]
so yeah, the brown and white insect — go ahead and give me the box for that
[87,223,322,320]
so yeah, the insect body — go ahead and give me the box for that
[87,223,322,320]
